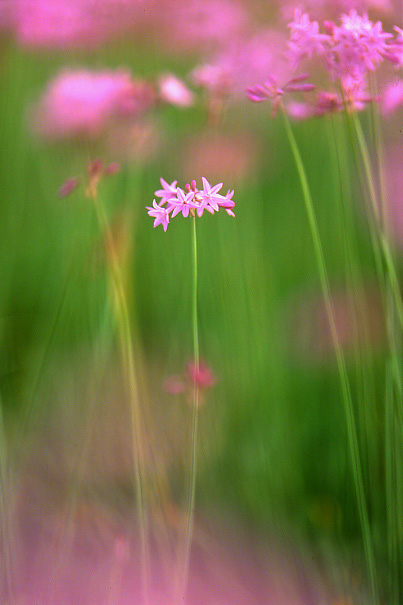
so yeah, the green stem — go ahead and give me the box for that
[91,193,149,604]
[350,111,403,331]
[180,214,200,599]
[281,108,378,602]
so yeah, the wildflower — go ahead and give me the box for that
[326,10,394,80]
[154,178,178,205]
[147,178,235,230]
[158,74,194,107]
[58,177,79,198]
[31,69,151,140]
[380,79,403,114]
[104,162,121,176]
[198,177,225,213]
[247,73,315,116]
[168,0,247,50]
[164,360,216,395]
[59,158,120,200]
[11,0,149,49]
[191,30,292,100]
[168,187,198,218]
[146,199,170,232]
[187,359,216,389]
[287,9,330,69]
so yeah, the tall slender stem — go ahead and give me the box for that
[180,213,200,600]
[350,111,403,330]
[281,108,378,602]
[91,192,149,604]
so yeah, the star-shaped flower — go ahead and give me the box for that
[154,178,178,205]
[146,199,170,231]
[168,187,199,218]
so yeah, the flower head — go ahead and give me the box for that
[158,74,195,107]
[31,69,151,140]
[146,199,170,232]
[154,178,178,205]
[247,73,315,116]
[147,177,235,230]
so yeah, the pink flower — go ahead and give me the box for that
[31,69,145,140]
[58,177,80,198]
[287,9,330,70]
[167,0,247,50]
[314,91,344,114]
[11,0,150,49]
[146,199,170,232]
[147,177,235,230]
[163,375,186,395]
[285,9,400,86]
[158,74,194,107]
[220,190,236,216]
[380,79,403,114]
[192,30,292,100]
[198,177,225,213]
[187,359,216,390]
[154,178,178,205]
[247,74,315,116]
[168,188,198,218]
[163,359,216,398]
[323,10,395,81]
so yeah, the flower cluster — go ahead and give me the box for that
[288,9,401,80]
[247,9,403,117]
[247,73,315,116]
[164,359,216,396]
[147,177,235,231]
[31,68,194,142]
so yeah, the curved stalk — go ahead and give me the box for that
[281,108,378,602]
[91,192,149,604]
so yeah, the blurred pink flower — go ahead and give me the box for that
[287,9,329,69]
[9,0,151,49]
[58,177,80,198]
[31,69,150,140]
[165,0,248,51]
[282,0,394,23]
[247,73,315,116]
[380,78,403,114]
[164,360,216,397]
[158,73,195,107]
[287,8,400,84]
[187,359,216,390]
[192,30,292,100]
[163,375,187,395]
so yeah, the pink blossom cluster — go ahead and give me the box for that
[0,0,151,49]
[31,69,153,140]
[191,30,292,100]
[31,69,194,141]
[147,178,235,231]
[287,9,401,81]
[247,73,315,116]
[247,9,403,116]
[165,0,248,51]
[164,359,216,396]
